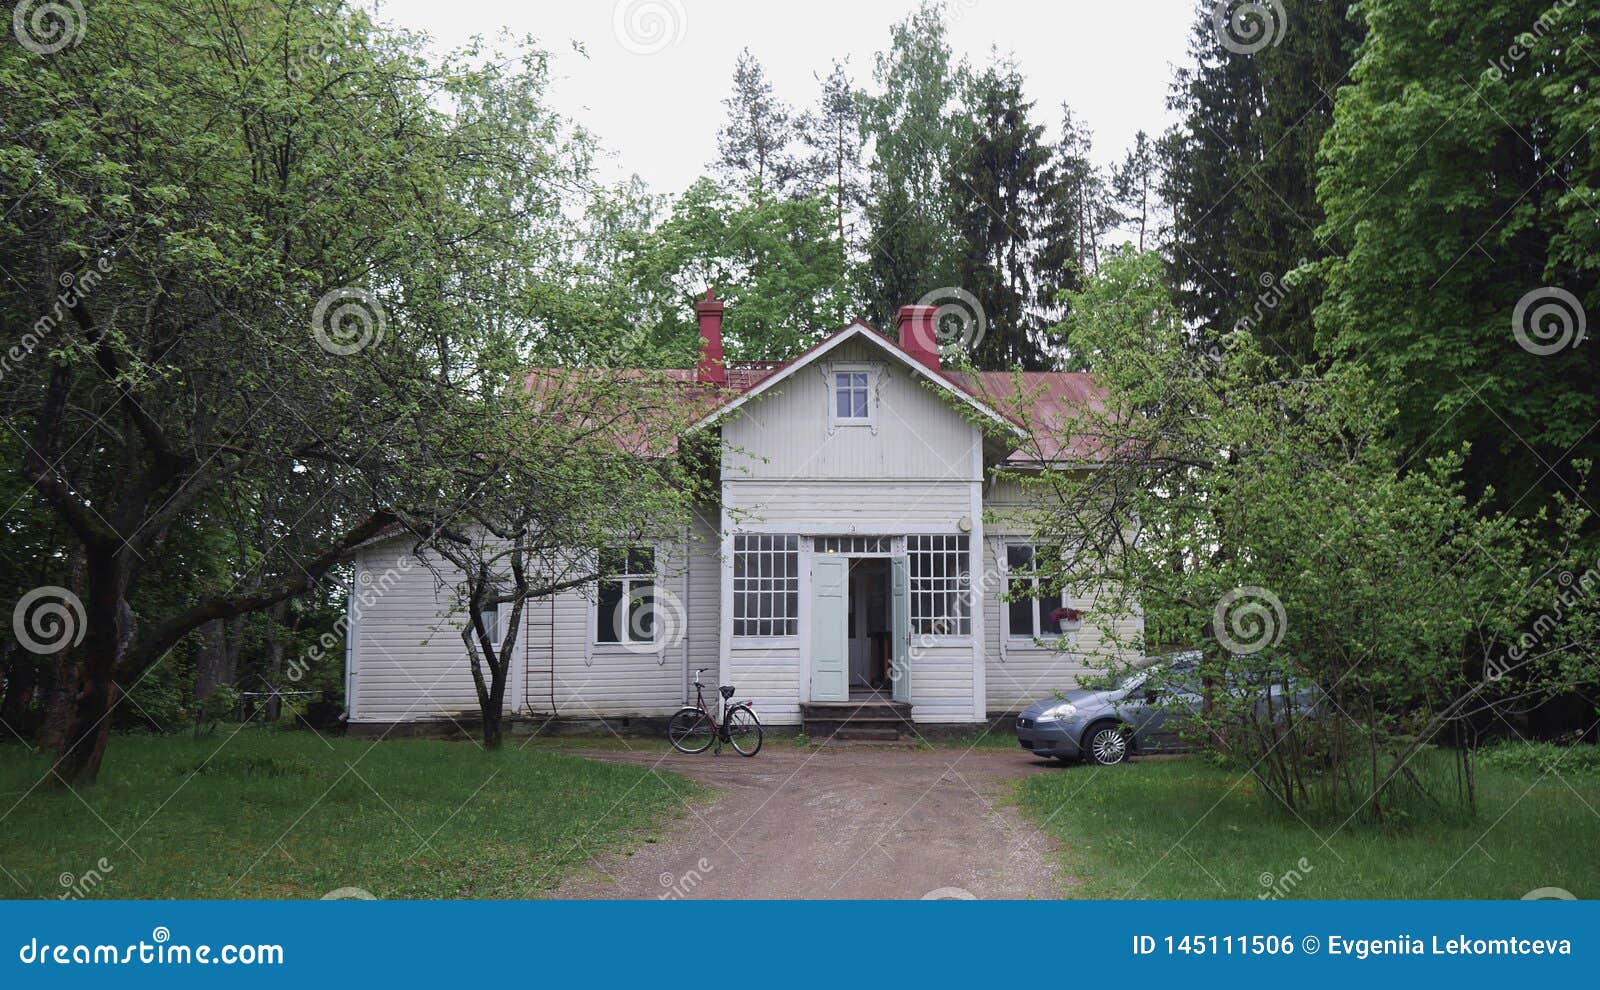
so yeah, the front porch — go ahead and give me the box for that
[800,692,916,741]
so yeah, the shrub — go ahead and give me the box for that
[1478,741,1600,779]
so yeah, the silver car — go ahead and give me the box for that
[1015,653,1320,766]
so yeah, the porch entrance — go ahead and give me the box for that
[847,558,891,696]
[810,542,908,705]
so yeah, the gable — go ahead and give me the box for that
[721,336,983,482]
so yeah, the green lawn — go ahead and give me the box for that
[1018,755,1599,899]
[0,729,702,899]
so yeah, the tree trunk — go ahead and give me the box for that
[49,549,132,786]
[265,602,287,721]
[35,648,78,754]
[482,705,503,749]
[0,641,36,739]
[194,619,233,701]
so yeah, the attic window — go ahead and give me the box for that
[836,372,869,419]
[826,364,877,429]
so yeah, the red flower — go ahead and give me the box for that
[1051,607,1083,624]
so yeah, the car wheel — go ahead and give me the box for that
[1084,722,1129,766]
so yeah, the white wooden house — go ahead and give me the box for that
[343,298,1141,734]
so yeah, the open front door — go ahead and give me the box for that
[891,555,911,703]
[810,556,849,702]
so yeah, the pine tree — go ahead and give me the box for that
[859,1,967,325]
[715,48,798,199]
[1035,105,1108,327]
[1163,0,1361,365]
[798,60,867,250]
[949,59,1053,370]
[1110,130,1163,252]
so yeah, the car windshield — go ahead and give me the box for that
[1117,653,1202,693]
[1115,668,1152,691]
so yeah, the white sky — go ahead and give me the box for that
[370,0,1198,194]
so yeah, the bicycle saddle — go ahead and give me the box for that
[719,685,736,699]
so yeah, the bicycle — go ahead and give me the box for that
[667,668,763,756]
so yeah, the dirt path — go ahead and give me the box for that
[554,745,1070,899]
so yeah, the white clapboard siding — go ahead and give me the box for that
[724,646,802,724]
[714,339,986,724]
[980,485,1145,713]
[524,532,706,719]
[906,644,975,723]
[723,480,974,533]
[682,503,724,706]
[348,543,503,724]
[723,338,981,482]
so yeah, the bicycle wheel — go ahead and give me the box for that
[726,705,763,757]
[667,708,714,754]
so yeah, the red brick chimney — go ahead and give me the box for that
[696,290,726,386]
[896,305,940,369]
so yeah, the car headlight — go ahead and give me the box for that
[1036,702,1078,723]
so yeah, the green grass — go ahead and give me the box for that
[0,729,703,899]
[1018,755,1600,899]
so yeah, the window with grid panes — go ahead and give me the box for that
[595,547,655,644]
[833,370,870,421]
[814,535,893,554]
[907,535,970,635]
[1005,543,1067,639]
[732,534,799,637]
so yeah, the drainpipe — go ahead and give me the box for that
[681,521,692,705]
[548,595,557,715]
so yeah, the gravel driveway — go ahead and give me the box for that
[554,745,1069,900]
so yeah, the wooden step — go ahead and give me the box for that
[827,727,905,743]
[801,699,917,741]
[800,701,912,720]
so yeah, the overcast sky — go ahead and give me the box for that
[371,0,1198,195]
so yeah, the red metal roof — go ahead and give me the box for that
[516,319,1108,464]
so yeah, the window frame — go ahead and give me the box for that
[732,533,801,641]
[475,601,503,649]
[593,545,658,648]
[907,534,972,639]
[1002,541,1072,643]
[823,362,879,431]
